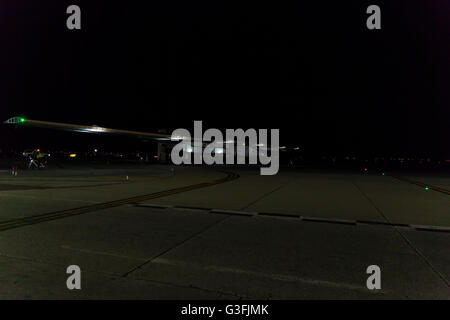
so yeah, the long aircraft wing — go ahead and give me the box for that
[3,116,177,141]
[4,116,296,151]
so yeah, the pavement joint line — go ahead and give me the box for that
[2,212,253,297]
[352,180,450,287]
[240,183,291,211]
[390,175,450,195]
[0,171,239,232]
[0,251,244,299]
[121,215,231,277]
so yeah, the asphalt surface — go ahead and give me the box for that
[0,165,448,299]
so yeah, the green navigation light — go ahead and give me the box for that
[20,118,26,123]
[425,186,429,191]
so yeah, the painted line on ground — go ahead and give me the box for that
[301,216,357,225]
[390,175,450,195]
[173,205,212,211]
[134,203,450,233]
[148,257,386,294]
[209,209,256,217]
[0,171,239,232]
[356,220,409,227]
[410,225,450,233]
[135,203,175,209]
[258,212,301,219]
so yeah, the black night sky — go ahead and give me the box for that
[0,0,449,157]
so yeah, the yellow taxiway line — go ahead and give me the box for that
[0,171,239,232]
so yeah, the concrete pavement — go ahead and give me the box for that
[0,166,448,299]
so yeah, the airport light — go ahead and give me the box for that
[424,186,429,191]
[69,153,77,158]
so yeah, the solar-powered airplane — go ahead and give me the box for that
[4,116,299,170]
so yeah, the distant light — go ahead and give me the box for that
[364,168,368,172]
[382,172,385,176]
[69,153,77,158]
[425,186,429,191]
[94,149,98,152]
[20,118,26,123]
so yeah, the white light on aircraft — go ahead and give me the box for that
[88,126,106,133]
[78,127,106,133]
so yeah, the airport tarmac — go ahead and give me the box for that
[0,165,448,299]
